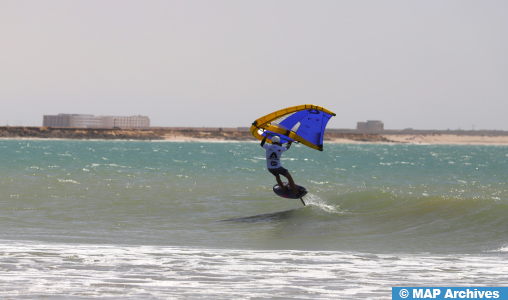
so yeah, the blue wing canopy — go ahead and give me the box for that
[260,109,333,149]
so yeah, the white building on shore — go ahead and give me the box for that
[357,120,384,132]
[43,114,150,128]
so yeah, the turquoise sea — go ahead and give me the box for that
[1,139,507,299]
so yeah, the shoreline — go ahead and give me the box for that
[1,126,508,145]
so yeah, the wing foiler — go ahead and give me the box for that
[251,104,336,151]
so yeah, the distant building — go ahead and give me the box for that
[43,114,74,127]
[357,122,368,130]
[43,114,150,128]
[71,115,103,128]
[357,120,384,132]
[102,116,150,128]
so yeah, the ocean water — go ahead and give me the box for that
[1,139,507,299]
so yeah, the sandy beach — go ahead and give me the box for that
[162,130,508,145]
[162,134,508,145]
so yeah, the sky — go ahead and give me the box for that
[1,1,507,130]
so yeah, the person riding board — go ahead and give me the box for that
[261,135,299,197]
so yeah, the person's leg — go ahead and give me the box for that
[283,172,298,196]
[275,174,285,191]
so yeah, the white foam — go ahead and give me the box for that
[0,241,507,299]
[489,245,508,252]
[57,179,80,184]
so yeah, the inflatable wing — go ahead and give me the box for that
[251,104,336,151]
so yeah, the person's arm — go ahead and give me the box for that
[286,140,293,149]
[260,136,267,147]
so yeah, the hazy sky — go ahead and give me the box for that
[1,1,507,130]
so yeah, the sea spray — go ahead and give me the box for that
[304,193,342,214]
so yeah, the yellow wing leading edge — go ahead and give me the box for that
[250,104,336,151]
